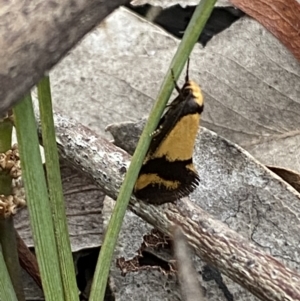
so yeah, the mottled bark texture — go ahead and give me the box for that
[0,0,130,116]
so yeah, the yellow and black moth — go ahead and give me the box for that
[134,62,204,205]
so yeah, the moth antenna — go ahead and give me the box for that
[185,58,190,82]
[171,69,181,94]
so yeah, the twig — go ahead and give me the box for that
[16,231,42,289]
[173,226,206,301]
[37,110,300,301]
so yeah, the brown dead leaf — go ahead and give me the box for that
[230,0,300,61]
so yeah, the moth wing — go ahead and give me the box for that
[147,94,187,156]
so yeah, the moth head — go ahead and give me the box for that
[182,80,203,107]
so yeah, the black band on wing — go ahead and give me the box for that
[139,157,193,182]
[135,159,200,204]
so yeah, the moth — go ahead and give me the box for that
[134,61,204,205]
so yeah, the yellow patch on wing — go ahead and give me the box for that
[151,113,200,162]
[135,174,180,191]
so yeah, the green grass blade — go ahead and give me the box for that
[13,94,65,301]
[0,219,25,301]
[38,76,79,301]
[0,118,12,152]
[0,117,25,301]
[89,0,217,300]
[0,249,18,301]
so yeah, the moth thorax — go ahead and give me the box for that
[183,80,203,104]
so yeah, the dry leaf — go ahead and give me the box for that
[16,6,300,300]
[46,7,300,174]
[107,119,300,301]
[15,161,105,251]
[230,0,300,61]
[267,165,300,193]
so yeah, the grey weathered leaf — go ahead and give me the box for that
[106,118,300,301]
[108,119,300,273]
[14,161,105,252]
[103,197,182,301]
[47,7,300,173]
[17,6,300,300]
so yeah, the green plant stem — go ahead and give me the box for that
[0,219,25,301]
[0,119,12,152]
[0,248,18,301]
[38,76,79,301]
[0,118,25,301]
[0,119,13,196]
[13,94,65,301]
[89,0,217,300]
